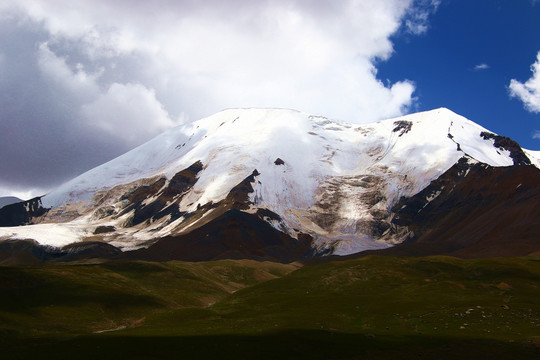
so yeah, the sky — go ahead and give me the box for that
[0,0,539,200]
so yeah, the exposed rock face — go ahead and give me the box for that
[119,160,204,227]
[225,169,261,210]
[307,174,390,242]
[118,177,168,226]
[162,160,204,198]
[274,158,285,165]
[392,120,412,136]
[480,131,531,166]
[94,226,116,234]
[377,158,540,257]
[0,197,49,226]
[124,209,313,263]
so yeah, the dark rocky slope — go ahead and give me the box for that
[123,209,313,263]
[0,197,48,227]
[373,158,540,258]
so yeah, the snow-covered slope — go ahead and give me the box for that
[1,108,537,255]
[42,108,515,208]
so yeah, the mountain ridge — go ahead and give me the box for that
[0,107,538,262]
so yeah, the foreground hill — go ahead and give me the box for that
[1,256,539,359]
[0,108,538,262]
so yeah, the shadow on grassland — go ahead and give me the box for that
[3,330,539,360]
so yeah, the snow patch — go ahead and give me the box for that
[0,223,86,248]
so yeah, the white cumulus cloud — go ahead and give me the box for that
[509,51,540,113]
[0,0,439,195]
[81,83,177,144]
[404,0,440,35]
[474,63,490,71]
[2,0,426,123]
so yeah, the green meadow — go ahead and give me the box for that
[1,256,539,359]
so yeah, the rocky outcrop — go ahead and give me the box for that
[224,169,260,210]
[480,131,531,166]
[0,197,49,227]
[274,158,285,165]
[94,225,116,234]
[118,160,204,226]
[392,120,412,136]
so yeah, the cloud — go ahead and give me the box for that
[0,0,438,197]
[37,42,100,101]
[474,63,490,71]
[403,0,440,35]
[0,186,43,201]
[533,130,540,139]
[81,82,177,144]
[509,51,540,113]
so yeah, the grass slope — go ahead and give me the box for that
[1,256,539,359]
[0,260,297,336]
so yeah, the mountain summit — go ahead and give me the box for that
[1,108,539,261]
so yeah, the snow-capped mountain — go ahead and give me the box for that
[0,107,538,261]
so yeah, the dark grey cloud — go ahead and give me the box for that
[0,19,176,197]
[0,0,438,198]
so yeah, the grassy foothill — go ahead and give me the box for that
[1,256,539,359]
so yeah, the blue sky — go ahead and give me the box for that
[0,0,539,198]
[379,0,540,149]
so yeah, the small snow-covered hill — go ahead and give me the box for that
[0,107,538,259]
